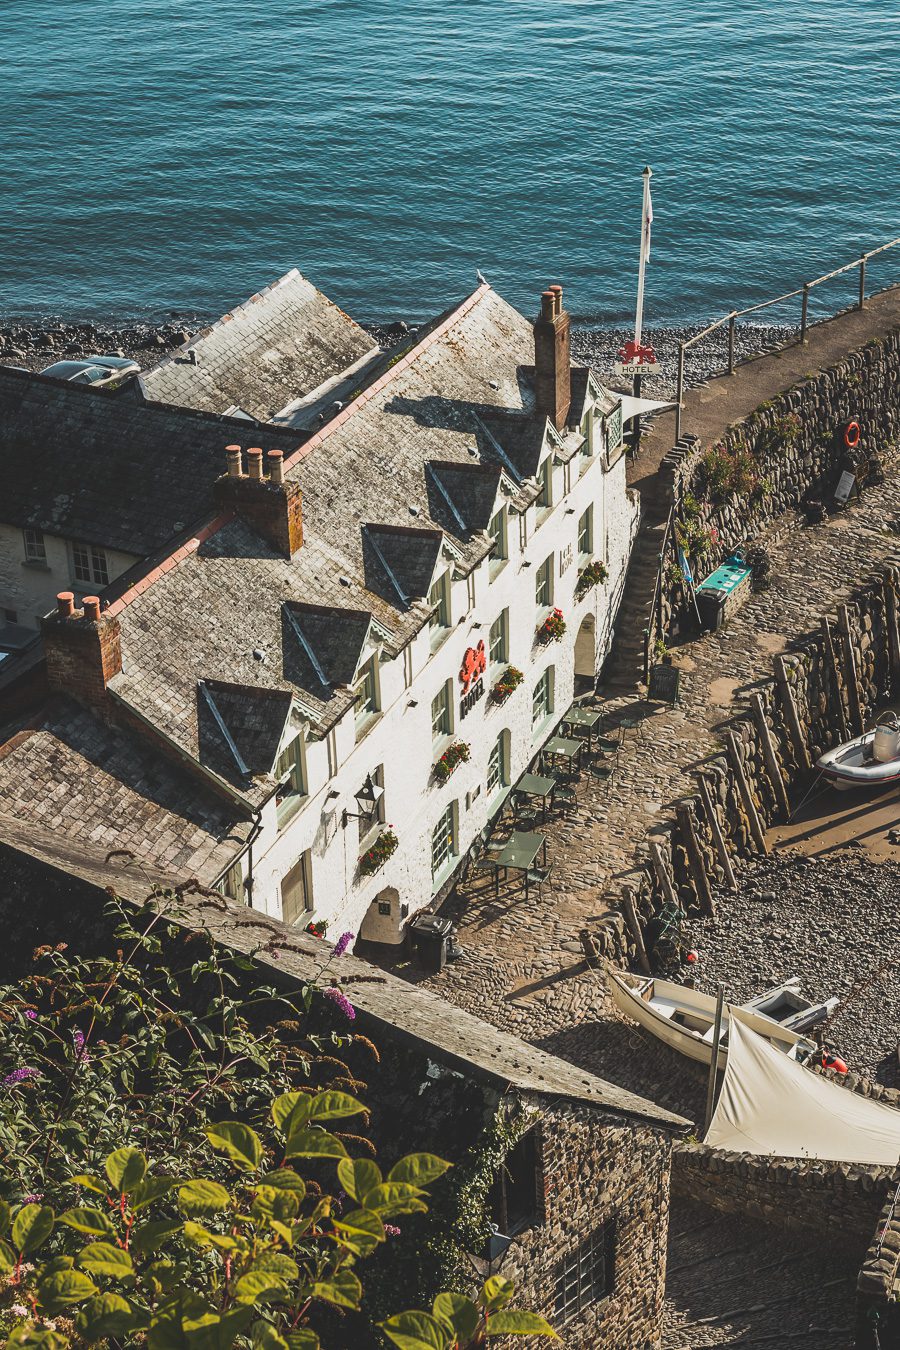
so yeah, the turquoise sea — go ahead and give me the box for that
[1,0,897,324]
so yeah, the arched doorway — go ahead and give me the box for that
[574,613,596,693]
[359,887,403,945]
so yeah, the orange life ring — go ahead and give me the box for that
[843,420,861,449]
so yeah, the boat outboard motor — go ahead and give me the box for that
[872,713,900,763]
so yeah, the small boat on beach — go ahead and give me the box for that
[607,970,834,1070]
[817,711,900,790]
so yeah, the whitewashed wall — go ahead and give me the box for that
[0,525,136,628]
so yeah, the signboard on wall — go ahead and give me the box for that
[559,542,574,576]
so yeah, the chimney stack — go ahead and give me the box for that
[42,593,122,710]
[533,282,571,431]
[215,444,303,559]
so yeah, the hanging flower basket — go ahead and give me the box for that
[492,666,524,704]
[574,560,609,599]
[305,919,329,939]
[538,608,566,644]
[433,741,471,783]
[359,828,399,877]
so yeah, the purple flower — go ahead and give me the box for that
[24,1010,38,1022]
[331,931,354,958]
[3,1067,40,1086]
[73,1030,91,1065]
[384,1224,401,1237]
[323,987,356,1022]
[22,1193,43,1204]
[73,1030,85,1049]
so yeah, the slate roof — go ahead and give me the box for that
[0,698,250,883]
[139,270,379,423]
[0,366,300,556]
[108,284,593,786]
[197,681,294,782]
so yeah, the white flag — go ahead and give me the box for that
[643,181,653,263]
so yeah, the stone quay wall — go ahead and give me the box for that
[655,329,900,643]
[856,1189,900,1349]
[674,1140,894,1247]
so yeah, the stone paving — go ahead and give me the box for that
[417,464,900,1117]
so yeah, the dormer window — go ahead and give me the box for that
[353,656,379,733]
[428,571,451,645]
[274,734,306,828]
[488,507,507,578]
[536,458,553,513]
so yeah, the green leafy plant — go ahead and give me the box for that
[537,609,566,644]
[358,829,399,877]
[574,560,608,598]
[433,742,471,784]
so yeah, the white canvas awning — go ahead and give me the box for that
[705,1011,900,1166]
[618,394,676,424]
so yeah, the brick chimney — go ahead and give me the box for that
[533,284,572,431]
[42,592,122,709]
[214,445,303,559]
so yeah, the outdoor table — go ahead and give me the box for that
[562,705,604,753]
[493,830,547,900]
[541,735,584,775]
[513,772,557,823]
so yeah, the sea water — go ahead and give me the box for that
[1,0,897,324]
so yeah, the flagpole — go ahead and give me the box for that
[631,166,652,459]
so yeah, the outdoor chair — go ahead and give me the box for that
[524,862,554,898]
[550,783,578,816]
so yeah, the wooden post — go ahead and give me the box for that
[727,314,736,374]
[704,983,726,1133]
[859,256,867,310]
[838,604,864,736]
[621,886,651,975]
[725,731,769,854]
[676,801,715,917]
[648,838,681,914]
[750,694,791,821]
[800,283,810,344]
[821,616,850,741]
[697,775,737,892]
[774,655,812,772]
[675,343,685,442]
[883,567,900,692]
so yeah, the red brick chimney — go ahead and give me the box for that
[42,592,122,709]
[533,283,572,431]
[214,444,303,559]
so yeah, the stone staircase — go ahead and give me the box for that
[604,517,669,689]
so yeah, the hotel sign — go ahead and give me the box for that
[459,640,487,719]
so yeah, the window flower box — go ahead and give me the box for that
[492,665,524,704]
[359,828,399,877]
[538,608,566,644]
[433,741,471,784]
[305,919,328,939]
[574,559,608,599]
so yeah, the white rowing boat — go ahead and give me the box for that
[607,970,830,1070]
[817,712,900,789]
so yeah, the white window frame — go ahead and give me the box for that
[431,679,453,743]
[23,528,46,563]
[536,457,553,512]
[532,667,554,729]
[431,801,457,879]
[489,608,508,666]
[353,655,379,732]
[487,729,510,799]
[274,734,306,828]
[428,570,451,634]
[488,507,507,576]
[578,505,594,558]
[535,555,554,609]
[280,851,314,926]
[72,540,109,588]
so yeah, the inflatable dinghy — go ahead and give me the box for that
[817,712,900,789]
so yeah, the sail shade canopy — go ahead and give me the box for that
[705,1011,900,1166]
[618,394,676,424]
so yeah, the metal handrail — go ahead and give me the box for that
[643,501,676,684]
[674,235,900,439]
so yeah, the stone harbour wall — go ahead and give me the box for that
[856,1190,900,1349]
[656,329,900,641]
[674,1140,894,1247]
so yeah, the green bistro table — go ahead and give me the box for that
[562,705,604,753]
[542,734,584,775]
[513,772,557,823]
[494,831,548,900]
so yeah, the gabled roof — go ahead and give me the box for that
[0,367,299,556]
[0,698,250,883]
[197,680,294,784]
[425,461,503,535]
[282,604,373,696]
[362,524,444,608]
[139,270,379,422]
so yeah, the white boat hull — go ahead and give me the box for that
[607,970,818,1071]
[817,726,900,789]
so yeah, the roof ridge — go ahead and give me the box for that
[105,512,234,618]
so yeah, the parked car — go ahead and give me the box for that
[40,355,140,385]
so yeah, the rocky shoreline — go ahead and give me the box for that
[0,315,798,398]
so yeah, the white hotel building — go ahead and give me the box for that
[1,274,639,947]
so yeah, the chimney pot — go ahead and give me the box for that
[225,444,243,477]
[82,596,101,622]
[549,283,563,316]
[540,290,556,321]
[267,449,284,484]
[247,447,264,480]
[57,591,75,618]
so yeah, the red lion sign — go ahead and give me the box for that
[459,640,486,694]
